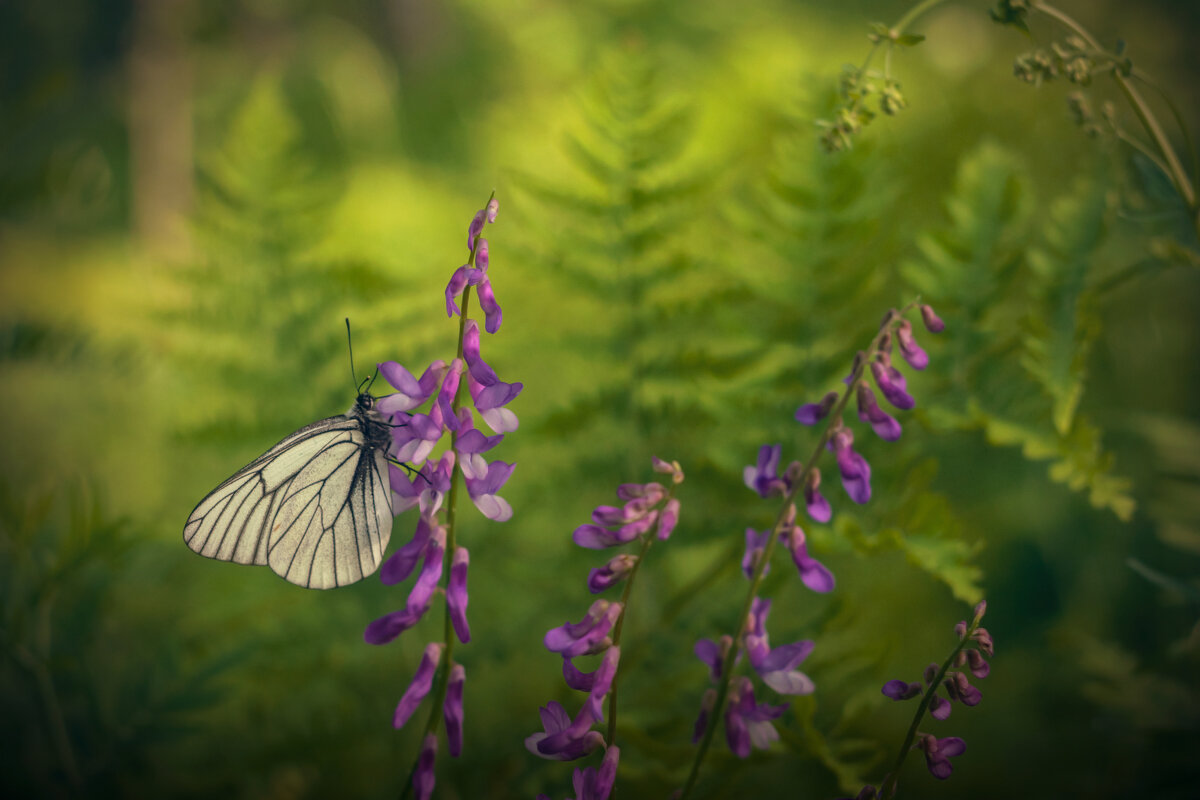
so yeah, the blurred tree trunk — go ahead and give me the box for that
[128,0,193,259]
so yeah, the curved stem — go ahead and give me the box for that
[1034,2,1197,225]
[878,619,979,799]
[678,302,919,799]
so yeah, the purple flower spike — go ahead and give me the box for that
[447,547,471,643]
[857,384,902,441]
[616,482,665,502]
[870,360,915,410]
[803,470,832,523]
[920,303,946,333]
[444,664,465,757]
[783,525,836,593]
[882,679,923,700]
[476,277,502,333]
[485,197,499,223]
[565,744,619,800]
[414,733,438,800]
[795,390,839,425]
[544,600,622,658]
[744,444,788,497]
[917,734,966,780]
[394,642,444,729]
[391,411,444,464]
[831,427,872,504]
[588,553,638,593]
[742,528,771,579]
[896,320,929,370]
[390,463,423,515]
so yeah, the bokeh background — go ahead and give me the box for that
[2,0,1199,797]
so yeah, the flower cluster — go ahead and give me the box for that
[846,602,993,799]
[816,23,924,152]
[528,458,684,800]
[792,304,943,513]
[692,597,815,757]
[363,197,519,800]
[1013,36,1102,87]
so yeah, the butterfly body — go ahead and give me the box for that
[184,393,394,589]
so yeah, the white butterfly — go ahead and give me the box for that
[183,391,395,589]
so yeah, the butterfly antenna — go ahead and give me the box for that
[364,366,380,394]
[345,318,359,393]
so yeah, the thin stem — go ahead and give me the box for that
[1034,2,1197,222]
[678,303,919,799]
[878,619,980,799]
[605,488,674,747]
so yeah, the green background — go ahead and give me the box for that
[2,0,1198,797]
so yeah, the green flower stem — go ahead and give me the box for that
[878,617,981,799]
[678,303,919,800]
[400,192,496,800]
[606,485,678,749]
[847,0,945,118]
[1034,2,1198,229]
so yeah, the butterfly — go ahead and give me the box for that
[183,324,397,589]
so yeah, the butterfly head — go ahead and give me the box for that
[355,392,375,412]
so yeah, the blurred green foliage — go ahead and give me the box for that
[1,0,1198,798]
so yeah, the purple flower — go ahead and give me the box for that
[917,734,966,779]
[652,456,685,483]
[444,664,465,757]
[803,469,832,523]
[390,411,445,464]
[870,360,915,410]
[476,277,502,333]
[414,733,437,800]
[581,646,620,722]
[944,670,982,706]
[588,553,638,593]
[895,319,929,370]
[616,482,666,503]
[881,679,923,700]
[694,635,732,682]
[365,524,446,644]
[544,600,622,658]
[465,460,515,521]
[830,427,872,503]
[742,528,771,579]
[377,360,444,415]
[657,497,680,540]
[445,265,485,317]
[525,702,605,761]
[724,676,789,758]
[795,390,839,425]
[475,237,489,271]
[744,444,789,497]
[856,384,902,441]
[393,642,444,728]
[572,523,642,549]
[742,598,816,694]
[920,303,945,333]
[378,514,435,585]
[782,525,835,593]
[447,547,470,643]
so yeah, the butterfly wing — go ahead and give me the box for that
[183,415,393,589]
